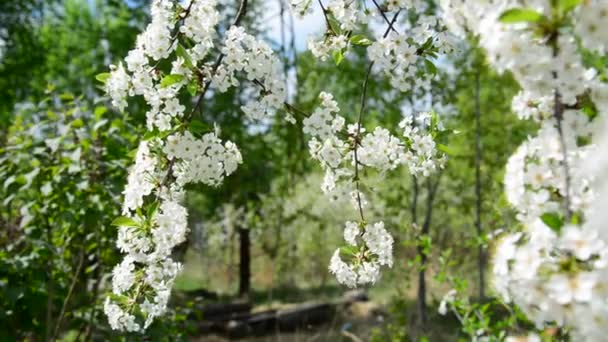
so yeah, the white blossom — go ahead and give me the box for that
[343,221,359,246]
[329,249,358,288]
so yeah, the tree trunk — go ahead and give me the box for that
[45,221,53,342]
[474,69,485,299]
[238,227,251,297]
[416,255,427,326]
[417,174,442,326]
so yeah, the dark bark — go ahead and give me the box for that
[411,175,419,225]
[416,174,442,326]
[45,221,53,342]
[238,227,251,297]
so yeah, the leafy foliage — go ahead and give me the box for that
[0,91,135,339]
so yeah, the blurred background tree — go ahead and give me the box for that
[0,0,546,340]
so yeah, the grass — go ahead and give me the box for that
[172,245,488,340]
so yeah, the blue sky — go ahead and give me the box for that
[117,0,325,51]
[262,1,324,51]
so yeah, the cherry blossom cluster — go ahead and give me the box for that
[398,111,447,177]
[292,4,452,288]
[105,130,241,329]
[368,15,454,94]
[304,0,362,60]
[304,92,445,287]
[164,131,242,187]
[100,0,286,332]
[504,123,594,224]
[294,0,454,97]
[329,221,394,287]
[215,26,286,120]
[442,0,608,338]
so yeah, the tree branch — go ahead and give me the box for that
[351,10,401,221]
[52,247,86,340]
[371,0,399,34]
[187,0,249,120]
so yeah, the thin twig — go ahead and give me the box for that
[317,0,337,35]
[52,247,86,340]
[549,31,573,221]
[371,0,398,34]
[45,220,54,342]
[187,0,249,119]
[150,1,195,70]
[122,0,251,315]
[383,10,401,39]
[352,61,375,221]
[351,11,401,221]
[341,330,364,342]
[554,92,573,221]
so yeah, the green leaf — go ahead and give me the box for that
[59,93,75,101]
[45,83,56,94]
[332,50,344,66]
[93,119,109,132]
[176,44,194,68]
[437,143,455,156]
[46,110,57,121]
[187,81,198,97]
[95,72,111,84]
[127,148,138,159]
[326,12,343,35]
[94,106,108,118]
[189,120,208,135]
[340,245,359,256]
[499,8,544,23]
[158,129,173,140]
[147,201,160,218]
[540,212,564,232]
[70,118,84,129]
[425,59,437,75]
[570,212,581,225]
[419,37,434,52]
[421,238,432,249]
[349,35,372,46]
[3,175,16,190]
[559,0,581,13]
[111,216,139,227]
[160,74,185,88]
[143,130,158,141]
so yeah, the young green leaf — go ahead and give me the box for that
[187,81,198,97]
[570,212,581,225]
[437,144,456,156]
[70,118,84,129]
[326,12,343,35]
[160,74,185,88]
[189,120,208,135]
[499,8,544,23]
[559,0,581,13]
[340,245,359,256]
[95,72,111,84]
[540,212,564,232]
[94,106,108,118]
[111,216,139,227]
[176,43,194,68]
[59,93,75,101]
[350,35,372,46]
[127,148,138,159]
[424,59,437,75]
[147,201,160,218]
[333,50,344,66]
[143,130,158,141]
